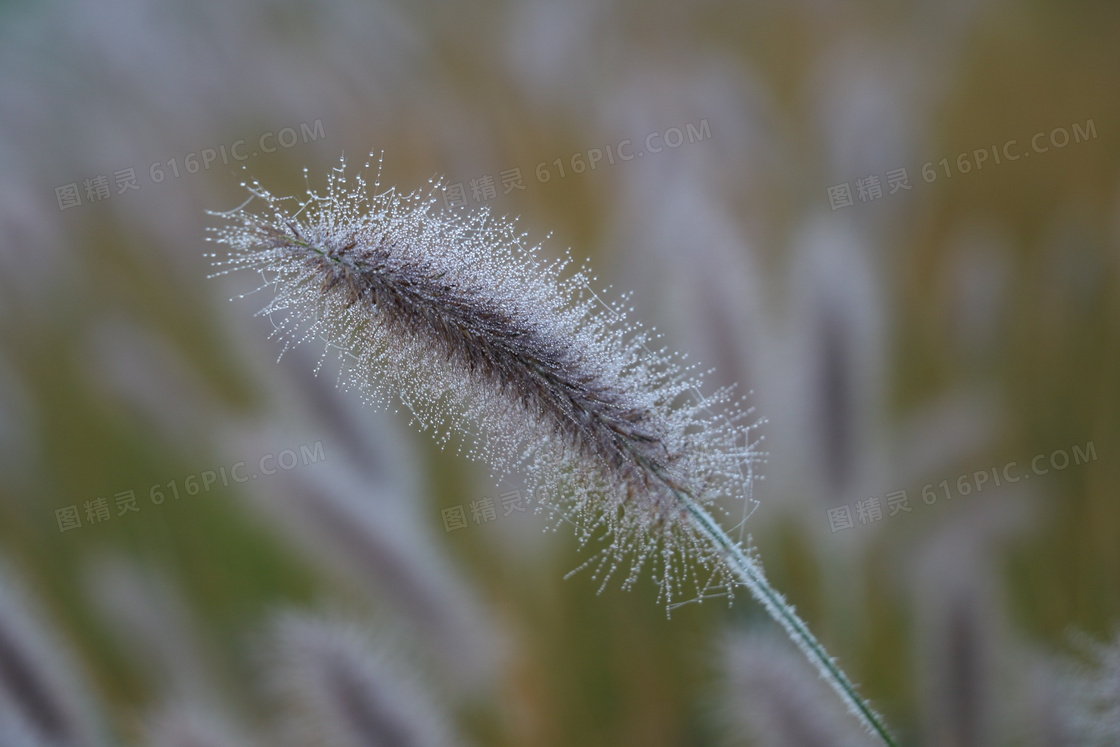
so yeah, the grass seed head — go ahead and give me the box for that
[207,156,764,605]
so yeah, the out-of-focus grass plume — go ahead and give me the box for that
[1,0,1119,744]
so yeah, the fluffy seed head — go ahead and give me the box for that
[207,156,763,604]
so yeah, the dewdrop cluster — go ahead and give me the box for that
[206,156,764,605]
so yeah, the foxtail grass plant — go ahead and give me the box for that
[207,156,897,744]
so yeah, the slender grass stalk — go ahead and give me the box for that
[207,155,895,744]
[719,629,877,747]
[683,494,895,744]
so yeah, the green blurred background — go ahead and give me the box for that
[0,0,1118,744]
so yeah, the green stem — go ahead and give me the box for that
[681,495,898,746]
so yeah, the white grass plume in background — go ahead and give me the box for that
[718,631,875,747]
[207,156,896,744]
[84,555,218,704]
[246,453,502,688]
[145,704,256,747]
[264,612,459,747]
[1061,629,1120,745]
[0,563,105,747]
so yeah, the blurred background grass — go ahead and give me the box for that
[1,0,1118,744]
